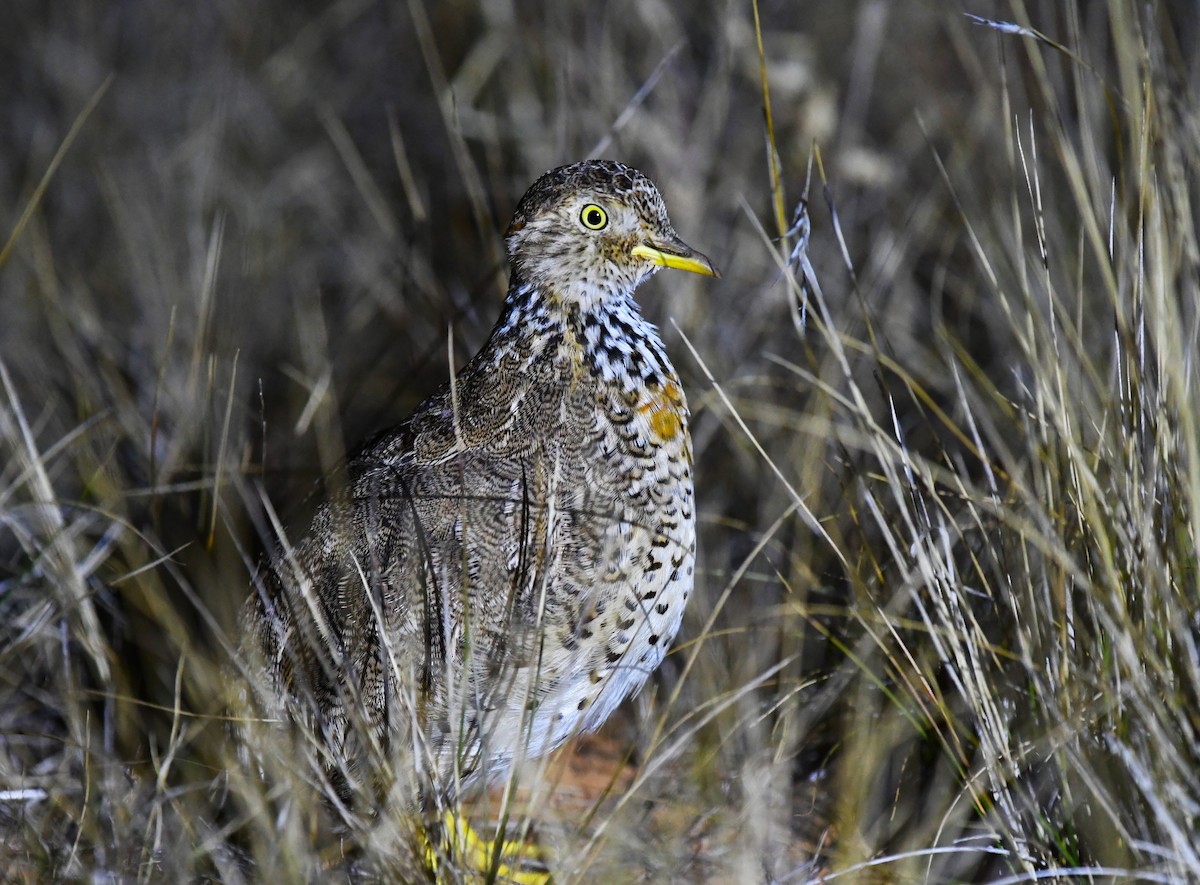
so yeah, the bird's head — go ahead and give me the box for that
[505,160,718,311]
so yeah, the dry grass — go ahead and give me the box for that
[3,1,1199,881]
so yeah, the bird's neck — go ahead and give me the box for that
[485,279,677,391]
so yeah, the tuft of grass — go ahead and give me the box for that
[2,1,1199,881]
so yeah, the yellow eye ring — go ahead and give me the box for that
[580,204,608,230]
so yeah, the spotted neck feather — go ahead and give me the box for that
[485,278,677,394]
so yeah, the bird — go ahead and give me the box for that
[243,159,717,866]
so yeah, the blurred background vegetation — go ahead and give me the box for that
[3,0,1200,881]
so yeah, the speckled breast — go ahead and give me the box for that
[543,371,697,740]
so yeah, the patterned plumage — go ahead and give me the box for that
[245,159,718,799]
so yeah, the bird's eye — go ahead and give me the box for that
[580,204,608,230]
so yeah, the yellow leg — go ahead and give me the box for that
[423,810,550,884]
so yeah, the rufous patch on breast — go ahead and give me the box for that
[639,381,686,442]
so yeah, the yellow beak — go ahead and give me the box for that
[632,238,720,278]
